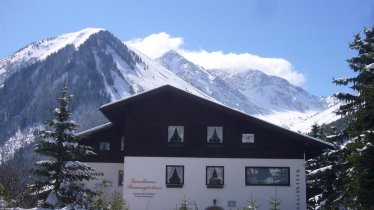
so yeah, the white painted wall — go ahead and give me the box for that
[123,157,306,210]
[83,162,124,195]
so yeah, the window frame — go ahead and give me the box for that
[207,126,223,144]
[165,165,184,188]
[242,133,255,143]
[206,166,224,188]
[245,166,290,186]
[167,126,185,144]
[99,142,111,151]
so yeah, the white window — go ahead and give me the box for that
[206,166,224,188]
[168,126,184,143]
[207,126,223,143]
[166,165,184,187]
[242,134,255,143]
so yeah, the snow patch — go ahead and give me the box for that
[0,127,40,163]
[366,63,374,70]
[63,142,78,148]
[256,97,342,133]
[45,190,58,206]
[309,165,332,175]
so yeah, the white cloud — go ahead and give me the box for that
[126,32,184,59]
[126,32,305,85]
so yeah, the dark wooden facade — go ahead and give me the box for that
[80,85,333,163]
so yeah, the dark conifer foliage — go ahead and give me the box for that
[30,83,96,208]
[307,26,374,209]
[306,127,349,209]
[333,26,374,209]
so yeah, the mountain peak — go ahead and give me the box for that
[159,50,185,62]
[7,28,104,59]
[0,28,105,82]
[162,50,181,57]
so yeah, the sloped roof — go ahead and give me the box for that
[98,85,334,149]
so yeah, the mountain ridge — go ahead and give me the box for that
[157,50,329,114]
[0,28,104,85]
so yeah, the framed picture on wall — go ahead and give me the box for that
[245,167,290,186]
[207,126,223,143]
[206,166,224,188]
[166,165,184,187]
[168,126,184,143]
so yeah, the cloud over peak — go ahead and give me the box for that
[126,32,305,85]
[127,32,183,60]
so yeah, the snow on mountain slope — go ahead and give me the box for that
[0,28,104,84]
[0,29,226,161]
[157,50,269,114]
[259,96,342,133]
[208,69,327,113]
[123,47,216,101]
[0,127,39,162]
[211,68,341,133]
[96,43,217,103]
[156,51,342,133]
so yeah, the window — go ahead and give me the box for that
[242,133,255,143]
[245,167,290,186]
[206,166,224,188]
[118,170,124,186]
[168,126,184,143]
[99,142,110,150]
[166,165,184,187]
[207,127,223,143]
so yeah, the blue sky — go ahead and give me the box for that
[1,0,373,96]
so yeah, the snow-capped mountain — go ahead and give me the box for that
[208,69,326,112]
[156,50,340,131]
[0,28,104,84]
[0,28,341,161]
[157,50,269,115]
[0,29,214,160]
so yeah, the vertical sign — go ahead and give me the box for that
[295,169,301,210]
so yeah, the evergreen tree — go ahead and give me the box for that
[306,127,349,209]
[333,26,374,209]
[309,123,326,140]
[268,188,281,210]
[86,179,130,210]
[245,193,260,210]
[173,196,198,210]
[30,83,96,208]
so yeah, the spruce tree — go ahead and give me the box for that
[309,123,326,140]
[30,83,96,208]
[306,128,349,209]
[333,26,374,209]
[268,188,281,210]
[245,193,260,210]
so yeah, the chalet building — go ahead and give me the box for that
[79,85,332,210]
